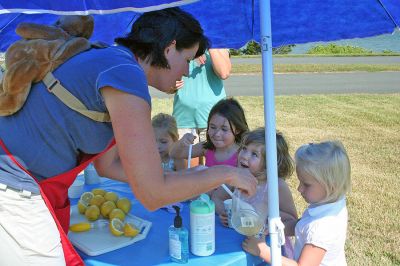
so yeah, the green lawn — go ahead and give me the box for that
[152,94,400,265]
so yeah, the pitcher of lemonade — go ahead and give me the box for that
[231,185,268,236]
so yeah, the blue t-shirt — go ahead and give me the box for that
[0,46,150,193]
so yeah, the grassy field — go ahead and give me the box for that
[151,94,400,265]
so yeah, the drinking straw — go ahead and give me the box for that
[187,129,196,169]
[221,184,234,197]
[187,144,192,169]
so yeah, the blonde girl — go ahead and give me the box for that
[243,140,351,266]
[152,113,185,172]
[170,98,249,168]
[213,128,298,257]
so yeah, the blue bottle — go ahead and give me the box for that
[169,205,189,263]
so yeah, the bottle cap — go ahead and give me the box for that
[173,205,182,228]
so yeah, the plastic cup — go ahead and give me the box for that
[68,179,84,198]
[223,199,233,228]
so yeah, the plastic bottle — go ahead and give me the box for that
[169,205,189,263]
[190,194,215,256]
[84,163,100,185]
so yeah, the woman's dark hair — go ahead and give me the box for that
[203,98,249,150]
[115,7,209,68]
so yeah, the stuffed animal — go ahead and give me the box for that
[0,15,94,116]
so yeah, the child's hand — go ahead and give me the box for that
[242,236,267,257]
[219,213,229,227]
[175,79,185,90]
[180,133,196,147]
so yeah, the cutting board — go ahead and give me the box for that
[68,204,152,256]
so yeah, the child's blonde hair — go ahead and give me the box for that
[295,140,351,203]
[240,128,294,179]
[151,113,179,142]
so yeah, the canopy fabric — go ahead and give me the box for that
[0,0,399,51]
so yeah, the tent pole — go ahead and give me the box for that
[259,0,283,265]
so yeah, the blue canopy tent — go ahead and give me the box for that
[0,0,399,265]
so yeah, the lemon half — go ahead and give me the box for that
[110,218,124,236]
[123,223,139,237]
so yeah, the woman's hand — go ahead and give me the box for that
[225,167,258,197]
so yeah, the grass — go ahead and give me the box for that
[232,64,400,74]
[151,94,400,265]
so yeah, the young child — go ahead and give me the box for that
[242,140,351,266]
[213,128,298,257]
[152,113,185,212]
[170,98,249,168]
[152,113,185,172]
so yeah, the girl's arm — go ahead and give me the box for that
[242,238,326,266]
[278,179,298,236]
[210,186,231,215]
[100,87,257,210]
[169,133,205,159]
[173,158,186,171]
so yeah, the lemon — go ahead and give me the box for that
[100,200,116,218]
[109,218,124,236]
[116,198,131,214]
[77,200,88,214]
[80,192,94,205]
[89,195,105,207]
[92,188,106,197]
[123,223,139,237]
[109,208,125,221]
[85,205,100,221]
[104,192,119,203]
[69,222,91,232]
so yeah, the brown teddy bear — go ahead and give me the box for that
[0,15,94,116]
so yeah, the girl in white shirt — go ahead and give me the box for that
[242,140,351,266]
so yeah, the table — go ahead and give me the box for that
[69,177,266,266]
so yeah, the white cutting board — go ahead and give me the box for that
[68,204,152,256]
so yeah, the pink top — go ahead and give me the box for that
[205,149,238,167]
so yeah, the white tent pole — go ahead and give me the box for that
[259,0,284,265]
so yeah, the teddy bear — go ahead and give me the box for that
[0,15,95,116]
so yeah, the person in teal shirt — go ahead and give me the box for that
[172,49,231,164]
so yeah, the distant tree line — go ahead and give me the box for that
[229,41,295,55]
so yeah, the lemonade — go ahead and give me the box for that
[231,209,264,236]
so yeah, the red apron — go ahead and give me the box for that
[0,138,116,266]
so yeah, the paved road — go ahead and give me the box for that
[232,56,400,65]
[149,56,400,98]
[150,71,400,98]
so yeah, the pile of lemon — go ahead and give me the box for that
[73,188,139,237]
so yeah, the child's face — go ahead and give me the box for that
[154,128,174,159]
[238,143,265,180]
[207,113,236,149]
[296,166,326,204]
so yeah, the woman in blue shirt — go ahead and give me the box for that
[0,8,256,265]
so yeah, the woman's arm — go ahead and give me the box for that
[169,133,205,159]
[93,146,127,182]
[102,87,257,210]
[208,49,231,80]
